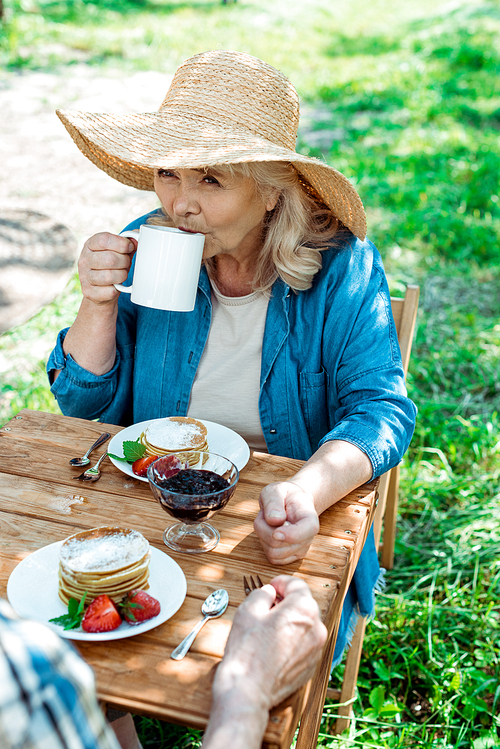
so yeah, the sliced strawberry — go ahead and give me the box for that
[151,455,183,481]
[82,595,122,633]
[120,589,161,625]
[132,455,158,477]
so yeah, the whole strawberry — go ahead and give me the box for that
[132,454,158,477]
[121,589,161,625]
[82,595,122,633]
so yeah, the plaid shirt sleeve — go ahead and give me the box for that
[0,600,121,749]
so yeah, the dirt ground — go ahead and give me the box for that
[0,65,175,391]
[0,65,172,251]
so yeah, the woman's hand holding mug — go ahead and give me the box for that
[78,232,137,306]
[78,225,205,312]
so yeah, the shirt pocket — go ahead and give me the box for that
[299,369,329,447]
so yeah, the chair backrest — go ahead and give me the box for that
[374,284,419,567]
[390,285,420,376]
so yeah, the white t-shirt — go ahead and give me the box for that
[187,282,269,451]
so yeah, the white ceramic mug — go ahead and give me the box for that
[115,225,205,312]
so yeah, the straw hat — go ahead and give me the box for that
[56,50,366,240]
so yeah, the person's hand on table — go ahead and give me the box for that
[78,232,137,306]
[253,481,320,565]
[218,575,327,705]
[253,441,374,565]
[202,575,327,749]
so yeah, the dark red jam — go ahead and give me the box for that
[156,469,229,495]
[151,468,234,523]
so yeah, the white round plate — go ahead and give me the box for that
[108,418,250,483]
[7,542,187,641]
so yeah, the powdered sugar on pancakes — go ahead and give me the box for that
[60,527,149,573]
[145,417,207,451]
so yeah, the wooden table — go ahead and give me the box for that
[0,410,378,749]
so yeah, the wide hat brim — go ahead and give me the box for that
[56,107,367,240]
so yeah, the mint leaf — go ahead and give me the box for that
[49,593,88,631]
[49,612,74,626]
[122,439,147,462]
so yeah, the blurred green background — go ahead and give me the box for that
[1,0,500,746]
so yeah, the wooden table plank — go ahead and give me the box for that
[0,410,378,748]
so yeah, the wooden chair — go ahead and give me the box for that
[324,284,420,735]
[294,284,419,744]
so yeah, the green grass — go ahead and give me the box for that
[1,0,500,746]
[0,275,81,424]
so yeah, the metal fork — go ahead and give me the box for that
[73,453,108,482]
[243,574,265,595]
[243,575,283,604]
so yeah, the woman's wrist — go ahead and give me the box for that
[62,297,119,376]
[290,440,372,514]
[78,295,120,317]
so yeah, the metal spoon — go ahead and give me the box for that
[171,589,229,661]
[72,453,108,482]
[69,432,111,467]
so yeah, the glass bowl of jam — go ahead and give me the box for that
[147,452,239,553]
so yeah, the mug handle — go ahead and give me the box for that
[114,229,139,293]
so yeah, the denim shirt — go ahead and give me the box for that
[48,217,416,479]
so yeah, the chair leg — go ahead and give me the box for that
[380,465,400,570]
[332,616,367,735]
[373,471,389,549]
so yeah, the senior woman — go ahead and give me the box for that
[48,50,416,665]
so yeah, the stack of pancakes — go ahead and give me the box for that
[140,416,209,466]
[58,526,150,605]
